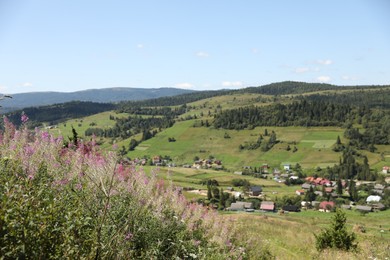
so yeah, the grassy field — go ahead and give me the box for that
[229,209,390,259]
[128,120,347,171]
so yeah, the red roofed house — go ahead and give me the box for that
[319,201,335,212]
[324,187,333,193]
[383,166,389,174]
[296,190,305,195]
[260,201,275,212]
[152,156,161,165]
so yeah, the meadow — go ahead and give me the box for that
[129,119,346,171]
[230,209,390,259]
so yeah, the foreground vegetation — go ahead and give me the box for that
[0,118,246,259]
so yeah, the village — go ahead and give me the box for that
[125,155,390,214]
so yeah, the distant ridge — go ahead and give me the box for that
[0,87,195,112]
[243,81,390,95]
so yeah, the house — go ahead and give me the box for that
[301,183,314,190]
[341,204,351,210]
[372,203,386,211]
[229,201,253,211]
[374,184,385,190]
[301,201,310,208]
[372,184,385,195]
[152,156,161,165]
[382,166,389,174]
[314,191,323,197]
[261,164,270,173]
[282,205,300,212]
[282,163,291,171]
[229,203,245,211]
[356,205,372,213]
[324,187,333,193]
[311,201,320,208]
[280,173,289,179]
[233,192,242,199]
[289,176,299,180]
[295,190,305,195]
[250,186,263,196]
[319,201,335,212]
[366,195,381,203]
[260,201,275,212]
[234,171,243,175]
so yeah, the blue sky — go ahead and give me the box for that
[0,0,389,94]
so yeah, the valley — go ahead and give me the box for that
[6,81,390,258]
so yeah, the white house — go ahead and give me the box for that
[366,195,381,203]
[283,163,291,171]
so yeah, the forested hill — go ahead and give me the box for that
[242,81,389,95]
[6,101,116,127]
[0,87,194,112]
[117,89,231,111]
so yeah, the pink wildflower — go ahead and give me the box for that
[75,183,82,190]
[21,113,29,123]
[41,131,50,141]
[125,232,133,240]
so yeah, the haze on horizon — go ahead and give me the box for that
[0,0,389,94]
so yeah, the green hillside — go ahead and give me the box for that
[128,120,346,171]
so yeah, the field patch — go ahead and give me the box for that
[301,140,335,148]
[136,145,150,151]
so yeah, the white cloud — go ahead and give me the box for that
[174,82,194,89]
[222,81,243,88]
[136,44,144,49]
[316,76,331,83]
[293,67,310,74]
[23,82,33,87]
[316,59,333,65]
[252,48,259,54]
[196,51,209,58]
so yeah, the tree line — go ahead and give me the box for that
[213,99,356,129]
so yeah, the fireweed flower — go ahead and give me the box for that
[125,232,133,240]
[21,113,29,123]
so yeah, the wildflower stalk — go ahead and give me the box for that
[94,161,117,260]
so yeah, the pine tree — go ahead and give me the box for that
[336,179,343,195]
[315,209,357,251]
[348,181,358,202]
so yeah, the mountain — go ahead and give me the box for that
[0,87,195,112]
